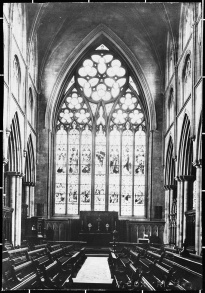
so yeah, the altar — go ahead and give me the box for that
[79,211,118,245]
[79,232,112,245]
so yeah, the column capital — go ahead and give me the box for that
[6,128,11,136]
[174,176,182,182]
[3,158,9,165]
[192,159,202,168]
[16,172,24,178]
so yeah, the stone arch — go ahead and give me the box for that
[45,24,156,132]
[177,113,192,176]
[165,136,174,186]
[7,112,22,173]
[25,134,35,184]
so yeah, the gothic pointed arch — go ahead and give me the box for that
[25,134,35,184]
[7,112,22,173]
[177,113,192,176]
[45,24,156,132]
[165,136,175,187]
[53,41,148,217]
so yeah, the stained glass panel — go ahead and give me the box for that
[109,126,120,212]
[121,129,133,215]
[134,127,145,216]
[55,44,147,218]
[67,128,79,214]
[55,126,67,214]
[95,126,106,211]
[80,127,92,211]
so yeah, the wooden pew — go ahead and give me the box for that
[48,243,62,251]
[2,258,14,290]
[33,243,48,250]
[139,246,202,290]
[26,247,52,269]
[26,247,49,261]
[2,259,39,290]
[162,256,202,289]
[41,260,61,288]
[10,271,42,290]
[7,247,29,266]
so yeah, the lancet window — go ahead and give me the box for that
[55,44,147,217]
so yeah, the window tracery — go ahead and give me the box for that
[55,44,146,217]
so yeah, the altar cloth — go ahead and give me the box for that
[73,256,113,284]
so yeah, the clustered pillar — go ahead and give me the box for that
[175,171,201,254]
[7,172,23,247]
[194,162,202,255]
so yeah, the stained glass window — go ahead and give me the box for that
[80,126,92,211]
[95,125,106,211]
[134,126,146,216]
[67,125,79,214]
[55,43,146,217]
[121,125,133,216]
[55,126,67,214]
[109,126,120,212]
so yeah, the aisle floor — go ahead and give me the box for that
[73,256,112,284]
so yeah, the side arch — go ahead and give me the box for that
[177,113,192,176]
[7,112,22,173]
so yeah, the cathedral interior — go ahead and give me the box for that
[2,2,203,291]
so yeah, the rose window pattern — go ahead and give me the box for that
[59,89,91,125]
[55,44,146,217]
[77,52,127,102]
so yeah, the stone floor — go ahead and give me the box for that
[73,256,113,284]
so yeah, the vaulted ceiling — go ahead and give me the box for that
[26,2,182,128]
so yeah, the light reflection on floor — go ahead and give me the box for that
[73,256,113,284]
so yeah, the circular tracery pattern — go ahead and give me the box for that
[77,52,127,102]
[58,90,90,125]
[112,90,144,125]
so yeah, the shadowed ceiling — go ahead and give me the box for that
[26,3,182,98]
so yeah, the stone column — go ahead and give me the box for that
[178,176,184,247]
[164,185,169,244]
[169,186,176,244]
[8,172,17,245]
[182,175,194,241]
[23,182,30,217]
[30,183,35,217]
[175,176,181,246]
[194,162,202,254]
[15,173,23,246]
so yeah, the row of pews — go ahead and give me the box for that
[108,244,202,291]
[2,242,86,290]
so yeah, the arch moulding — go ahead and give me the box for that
[45,24,157,132]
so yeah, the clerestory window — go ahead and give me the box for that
[55,44,146,217]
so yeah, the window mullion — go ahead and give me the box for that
[105,127,109,211]
[65,128,69,215]
[91,124,96,211]
[119,130,123,216]
[78,129,82,214]
[132,130,135,217]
